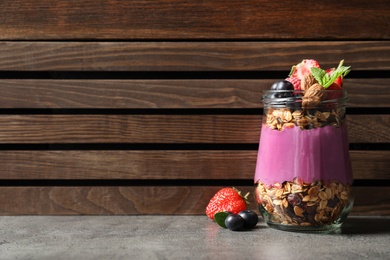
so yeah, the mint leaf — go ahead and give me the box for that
[214,212,229,228]
[311,67,328,86]
[311,60,351,89]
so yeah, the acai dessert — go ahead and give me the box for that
[254,59,354,232]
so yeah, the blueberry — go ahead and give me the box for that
[268,80,294,100]
[268,91,293,99]
[270,80,294,91]
[224,214,245,231]
[238,210,259,229]
[268,92,281,99]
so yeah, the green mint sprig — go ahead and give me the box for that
[311,60,351,88]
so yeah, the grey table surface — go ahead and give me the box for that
[0,215,389,260]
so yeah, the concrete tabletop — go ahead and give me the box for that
[0,215,389,259]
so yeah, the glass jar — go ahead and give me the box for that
[254,90,354,232]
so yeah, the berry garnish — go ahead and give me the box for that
[268,80,294,99]
[289,59,320,80]
[285,77,301,90]
[326,68,343,88]
[238,210,259,229]
[270,80,294,91]
[326,82,343,100]
[206,187,249,220]
[268,92,294,99]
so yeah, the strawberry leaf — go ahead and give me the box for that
[232,187,250,205]
[288,65,297,77]
[214,212,229,228]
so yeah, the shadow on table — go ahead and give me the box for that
[340,217,390,235]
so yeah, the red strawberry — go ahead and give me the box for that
[326,68,343,88]
[326,82,343,99]
[285,77,301,90]
[206,187,249,220]
[289,59,320,80]
[325,68,343,99]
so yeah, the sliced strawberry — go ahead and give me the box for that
[289,59,320,80]
[326,82,343,100]
[326,68,343,88]
[333,76,343,88]
[327,82,342,91]
[285,77,301,90]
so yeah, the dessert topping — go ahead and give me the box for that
[310,60,351,89]
[289,59,320,80]
[271,80,294,91]
[302,83,326,108]
[301,73,317,91]
[285,77,301,90]
[265,59,350,130]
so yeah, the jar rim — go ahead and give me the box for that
[262,90,348,107]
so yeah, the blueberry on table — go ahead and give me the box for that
[238,210,259,229]
[224,214,245,231]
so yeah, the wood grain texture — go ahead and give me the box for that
[0,186,388,215]
[0,114,387,143]
[0,150,388,180]
[0,0,388,218]
[0,79,388,108]
[0,41,389,71]
[1,1,389,40]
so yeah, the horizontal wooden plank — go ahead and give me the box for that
[0,79,388,108]
[0,150,388,180]
[0,115,387,143]
[0,186,388,215]
[0,79,260,109]
[1,1,389,40]
[0,41,389,70]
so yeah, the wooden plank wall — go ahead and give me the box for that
[0,0,389,215]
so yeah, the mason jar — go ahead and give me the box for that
[254,90,354,232]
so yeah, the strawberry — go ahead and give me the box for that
[289,59,320,80]
[324,67,344,99]
[326,82,343,99]
[312,60,350,90]
[206,187,249,220]
[326,68,343,88]
[285,77,301,90]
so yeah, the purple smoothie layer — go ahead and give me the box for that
[255,124,353,186]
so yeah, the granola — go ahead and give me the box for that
[264,107,345,131]
[255,178,352,227]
